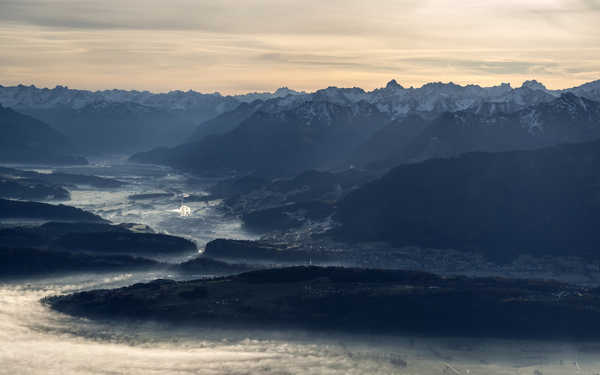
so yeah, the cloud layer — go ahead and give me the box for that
[0,0,598,92]
[2,277,598,375]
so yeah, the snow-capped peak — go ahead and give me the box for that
[2,79,600,122]
[521,80,547,92]
[273,87,299,97]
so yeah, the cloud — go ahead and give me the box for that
[2,277,598,375]
[0,0,420,34]
[581,0,600,10]
[255,52,400,72]
[394,58,559,75]
[0,1,598,92]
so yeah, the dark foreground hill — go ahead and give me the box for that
[0,179,70,201]
[0,167,125,201]
[0,221,197,256]
[0,247,161,279]
[0,105,87,164]
[45,266,600,339]
[203,239,335,263]
[0,166,125,189]
[335,139,600,261]
[0,221,199,278]
[0,199,106,222]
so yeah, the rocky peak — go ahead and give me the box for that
[385,79,403,90]
[521,80,547,91]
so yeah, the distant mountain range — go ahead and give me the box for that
[188,79,589,143]
[22,101,202,154]
[357,92,600,168]
[0,84,306,111]
[190,79,599,131]
[2,79,597,118]
[0,84,305,155]
[130,79,600,176]
[2,79,599,166]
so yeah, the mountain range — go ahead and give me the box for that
[131,79,600,176]
[22,101,201,154]
[132,100,389,176]
[0,84,306,111]
[2,79,598,119]
[0,84,304,155]
[2,79,600,168]
[357,92,600,168]
[188,79,600,131]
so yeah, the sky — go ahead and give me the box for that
[0,0,599,94]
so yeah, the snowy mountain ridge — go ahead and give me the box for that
[2,79,598,116]
[0,84,304,112]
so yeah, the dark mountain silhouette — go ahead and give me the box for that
[336,139,600,261]
[0,199,106,222]
[22,101,200,155]
[132,101,389,176]
[0,179,70,201]
[45,266,600,339]
[0,247,161,279]
[350,115,430,167]
[357,93,600,170]
[0,105,86,164]
[190,100,265,141]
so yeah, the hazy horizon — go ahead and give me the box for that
[1,77,598,97]
[1,0,599,94]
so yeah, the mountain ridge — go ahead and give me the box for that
[2,79,598,115]
[0,105,87,164]
[132,88,600,175]
[336,138,600,261]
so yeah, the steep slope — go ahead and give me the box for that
[562,79,600,102]
[189,101,264,141]
[190,94,311,141]
[22,101,202,154]
[133,100,389,176]
[0,105,86,164]
[336,140,600,261]
[350,115,431,167]
[375,93,600,168]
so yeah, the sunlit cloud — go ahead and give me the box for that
[0,0,598,92]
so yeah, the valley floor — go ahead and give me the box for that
[3,160,600,374]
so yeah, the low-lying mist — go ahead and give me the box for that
[1,272,600,375]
